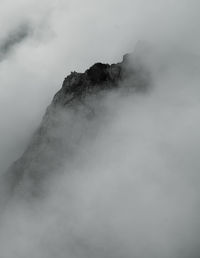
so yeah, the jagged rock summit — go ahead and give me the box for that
[52,52,150,107]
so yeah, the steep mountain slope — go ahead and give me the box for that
[5,51,151,198]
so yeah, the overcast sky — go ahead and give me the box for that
[0,0,200,172]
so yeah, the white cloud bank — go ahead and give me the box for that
[0,1,200,257]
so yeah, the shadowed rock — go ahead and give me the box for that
[53,53,150,107]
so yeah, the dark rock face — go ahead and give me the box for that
[87,63,111,83]
[4,52,151,198]
[53,53,150,107]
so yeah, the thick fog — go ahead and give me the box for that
[1,0,200,257]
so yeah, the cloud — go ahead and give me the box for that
[0,23,32,62]
[1,47,200,257]
[0,1,200,257]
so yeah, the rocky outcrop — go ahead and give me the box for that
[52,53,150,107]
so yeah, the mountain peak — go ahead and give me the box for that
[53,52,150,107]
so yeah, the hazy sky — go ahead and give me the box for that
[1,0,200,172]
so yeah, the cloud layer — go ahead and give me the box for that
[0,1,200,257]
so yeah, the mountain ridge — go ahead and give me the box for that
[4,51,151,198]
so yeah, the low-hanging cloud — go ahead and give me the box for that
[0,49,200,257]
[1,0,200,257]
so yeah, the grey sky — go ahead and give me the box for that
[0,0,199,171]
[0,0,199,174]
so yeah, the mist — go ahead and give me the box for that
[1,0,200,257]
